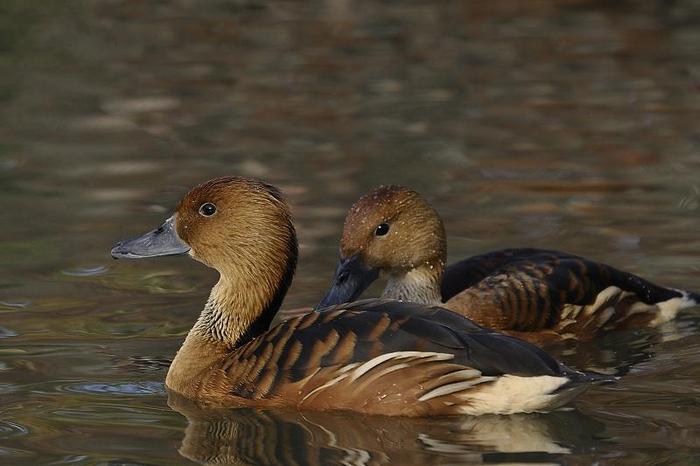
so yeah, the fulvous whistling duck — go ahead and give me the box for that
[112,177,611,416]
[317,185,699,346]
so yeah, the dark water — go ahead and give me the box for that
[2,0,700,464]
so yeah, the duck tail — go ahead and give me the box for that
[557,368,618,392]
[603,266,699,325]
[685,291,700,306]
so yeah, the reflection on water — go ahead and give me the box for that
[1,0,700,464]
[169,393,607,466]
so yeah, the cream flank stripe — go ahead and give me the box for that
[649,290,698,326]
[301,352,451,403]
[302,350,573,415]
[560,285,696,329]
[460,374,574,416]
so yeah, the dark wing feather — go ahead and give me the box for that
[442,248,683,304]
[330,300,569,376]
[441,248,688,332]
[224,299,577,401]
[441,249,527,301]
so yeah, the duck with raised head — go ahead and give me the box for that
[317,185,699,345]
[111,176,611,416]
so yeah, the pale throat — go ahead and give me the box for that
[381,263,443,305]
[190,262,282,347]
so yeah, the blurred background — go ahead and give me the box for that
[1,1,700,465]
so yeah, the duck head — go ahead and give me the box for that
[112,177,298,344]
[112,176,294,265]
[317,185,446,308]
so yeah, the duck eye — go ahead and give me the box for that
[375,223,390,236]
[199,202,217,217]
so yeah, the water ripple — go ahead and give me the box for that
[0,420,30,439]
[0,301,30,310]
[61,266,108,277]
[62,381,165,396]
[0,327,18,338]
[0,384,19,394]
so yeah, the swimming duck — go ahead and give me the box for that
[317,185,699,345]
[111,176,610,416]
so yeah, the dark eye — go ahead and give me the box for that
[375,223,390,236]
[199,202,217,217]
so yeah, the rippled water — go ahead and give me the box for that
[2,1,700,464]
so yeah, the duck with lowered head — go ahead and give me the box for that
[317,185,700,346]
[111,176,612,416]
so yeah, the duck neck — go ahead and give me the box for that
[167,232,297,395]
[381,260,444,305]
[193,240,297,347]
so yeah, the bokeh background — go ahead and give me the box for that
[1,1,700,464]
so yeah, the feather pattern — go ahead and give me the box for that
[441,249,699,341]
[198,300,606,416]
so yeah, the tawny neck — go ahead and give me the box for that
[166,330,230,398]
[189,238,297,348]
[381,262,444,305]
[190,278,265,346]
[167,278,273,397]
[167,230,297,397]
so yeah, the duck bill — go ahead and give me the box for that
[111,215,190,259]
[316,254,379,309]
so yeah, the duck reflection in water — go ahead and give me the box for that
[169,392,608,466]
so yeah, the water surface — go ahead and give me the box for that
[1,1,700,464]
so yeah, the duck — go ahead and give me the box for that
[317,185,699,346]
[111,176,611,416]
